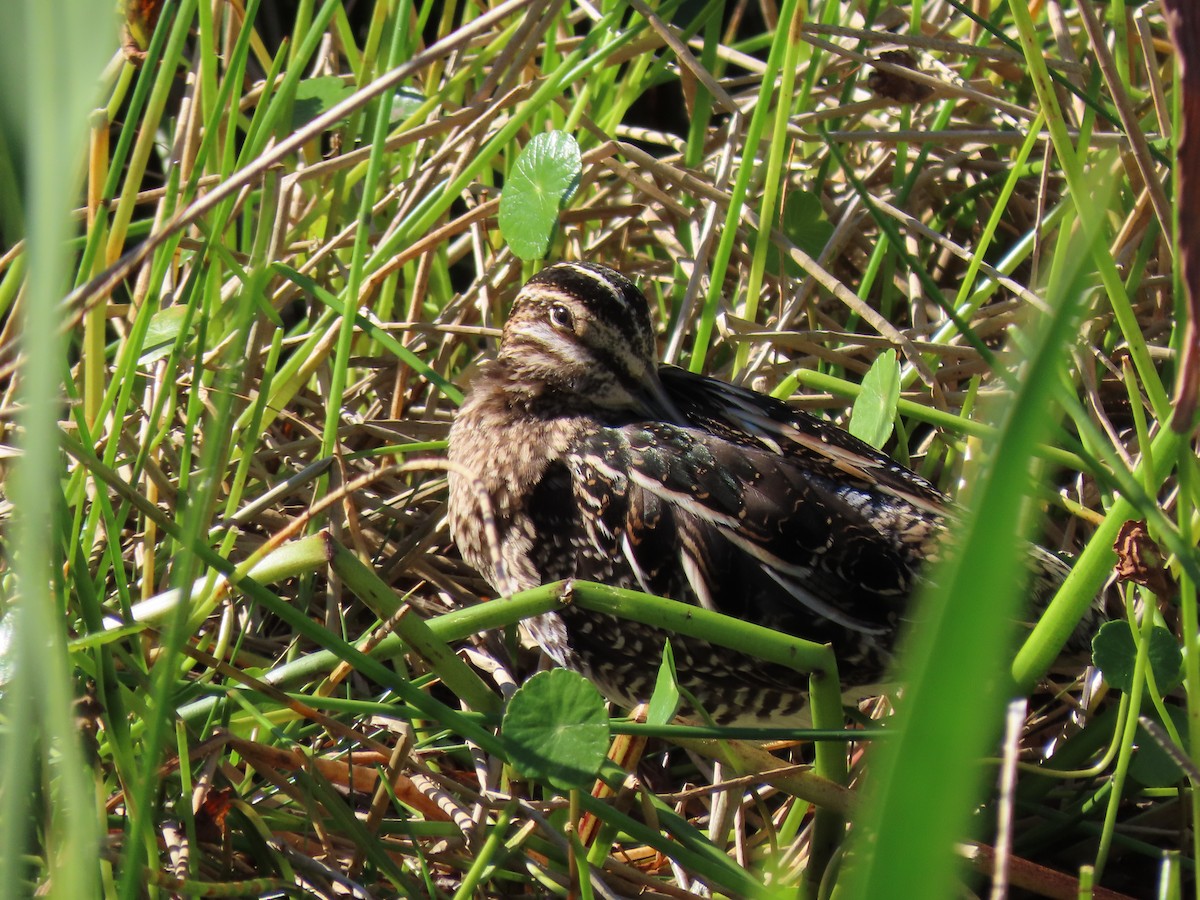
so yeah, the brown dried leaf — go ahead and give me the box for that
[1112,519,1173,597]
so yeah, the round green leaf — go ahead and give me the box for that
[1092,621,1136,691]
[1150,628,1185,693]
[1091,620,1182,694]
[501,668,609,790]
[498,131,582,260]
[291,76,355,130]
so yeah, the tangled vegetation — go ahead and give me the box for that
[0,0,1192,896]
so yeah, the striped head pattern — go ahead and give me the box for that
[499,262,665,415]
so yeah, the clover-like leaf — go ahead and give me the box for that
[1092,620,1183,694]
[502,668,609,791]
[498,131,582,260]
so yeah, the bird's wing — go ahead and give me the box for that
[659,365,946,517]
[560,421,936,645]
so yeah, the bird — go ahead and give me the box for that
[446,261,1077,724]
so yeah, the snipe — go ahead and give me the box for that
[446,262,1070,724]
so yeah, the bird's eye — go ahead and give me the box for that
[548,303,574,331]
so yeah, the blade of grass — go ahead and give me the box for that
[844,179,1109,899]
[0,2,114,897]
[1009,0,1169,419]
[690,0,800,372]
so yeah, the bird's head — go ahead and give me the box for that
[497,262,677,418]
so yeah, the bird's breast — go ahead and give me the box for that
[448,391,594,592]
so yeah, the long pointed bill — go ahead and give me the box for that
[637,369,687,424]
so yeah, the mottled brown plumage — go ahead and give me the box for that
[446,262,1075,724]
